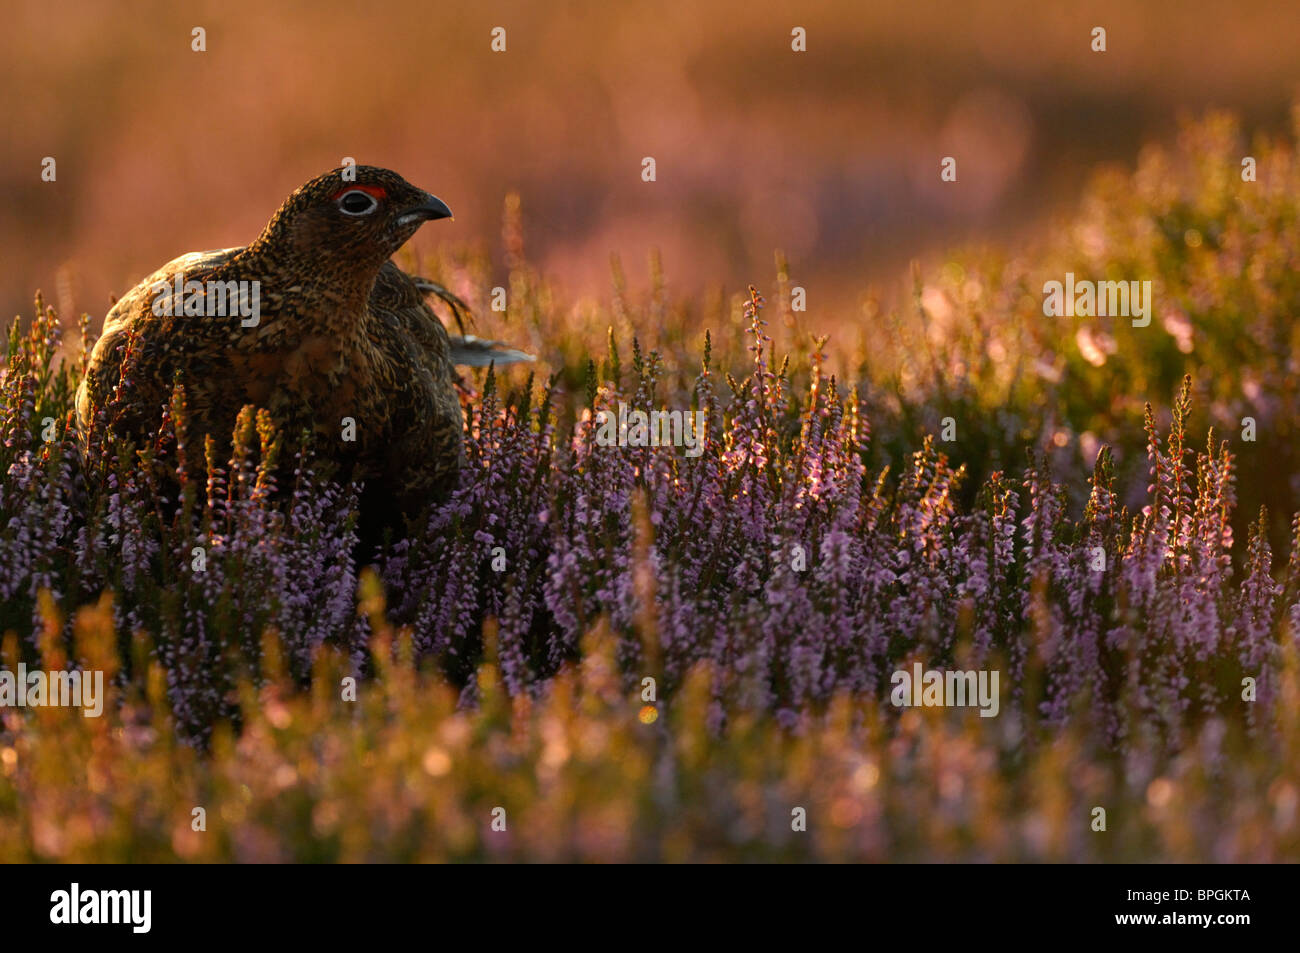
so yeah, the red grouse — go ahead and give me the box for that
[75,166,530,524]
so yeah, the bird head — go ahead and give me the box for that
[252,166,453,273]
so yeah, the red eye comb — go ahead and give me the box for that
[331,184,387,200]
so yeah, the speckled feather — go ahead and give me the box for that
[75,167,471,518]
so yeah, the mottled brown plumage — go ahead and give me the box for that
[75,166,526,525]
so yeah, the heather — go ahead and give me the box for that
[3,112,1300,861]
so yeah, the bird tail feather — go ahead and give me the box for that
[448,335,535,367]
[412,276,473,335]
[412,275,534,366]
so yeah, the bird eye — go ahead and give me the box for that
[337,189,379,216]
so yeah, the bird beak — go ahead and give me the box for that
[397,193,454,226]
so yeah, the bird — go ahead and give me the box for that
[74,165,532,538]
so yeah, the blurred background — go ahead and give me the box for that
[4,0,1300,331]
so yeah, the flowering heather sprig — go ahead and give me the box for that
[1232,508,1281,720]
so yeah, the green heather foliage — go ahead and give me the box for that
[860,108,1300,550]
[2,111,1300,861]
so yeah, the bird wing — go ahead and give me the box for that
[77,247,248,441]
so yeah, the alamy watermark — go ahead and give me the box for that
[890,663,999,717]
[151,273,261,326]
[594,402,706,457]
[50,883,151,933]
[0,664,104,717]
[1043,272,1152,327]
